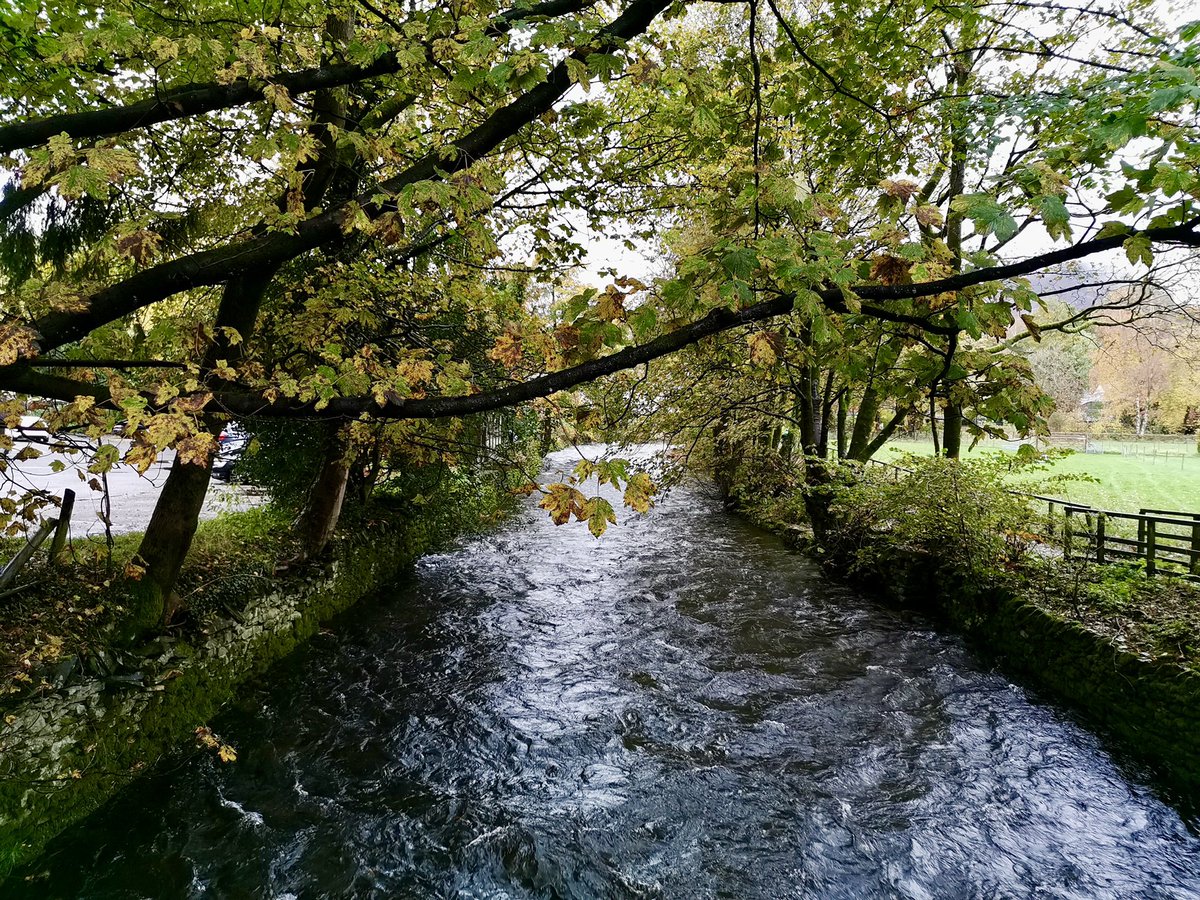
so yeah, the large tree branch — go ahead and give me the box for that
[853,218,1200,302]
[0,0,597,155]
[20,0,672,356]
[8,220,1200,418]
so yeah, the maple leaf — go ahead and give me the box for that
[870,254,914,286]
[172,392,213,414]
[880,178,921,202]
[488,332,523,369]
[539,482,587,525]
[0,323,40,366]
[123,441,160,474]
[747,331,783,367]
[554,324,581,352]
[914,204,943,227]
[582,496,617,537]
[596,287,626,321]
[176,433,217,467]
[1020,315,1042,342]
[623,472,657,514]
[115,230,162,265]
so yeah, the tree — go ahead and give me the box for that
[2,0,1200,623]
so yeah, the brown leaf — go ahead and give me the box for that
[172,392,213,414]
[0,322,40,366]
[115,230,162,266]
[880,178,921,202]
[869,254,913,286]
[176,432,217,467]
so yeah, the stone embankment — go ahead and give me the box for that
[0,513,436,879]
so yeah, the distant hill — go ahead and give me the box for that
[1024,267,1115,311]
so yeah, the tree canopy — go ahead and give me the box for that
[2,0,1200,613]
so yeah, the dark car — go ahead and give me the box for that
[212,424,249,482]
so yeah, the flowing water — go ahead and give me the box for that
[14,450,1200,898]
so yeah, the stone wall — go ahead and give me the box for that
[0,513,437,880]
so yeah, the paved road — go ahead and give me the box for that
[3,437,256,542]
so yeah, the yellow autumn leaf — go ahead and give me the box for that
[539,482,587,525]
[487,332,523,369]
[747,331,780,367]
[123,441,160,474]
[623,472,657,514]
[582,497,617,537]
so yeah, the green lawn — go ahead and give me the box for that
[882,438,1200,516]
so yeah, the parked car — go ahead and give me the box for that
[4,414,51,441]
[212,424,249,482]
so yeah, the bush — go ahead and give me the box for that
[825,454,1046,578]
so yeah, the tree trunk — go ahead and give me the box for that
[125,448,215,636]
[129,269,276,633]
[836,391,848,460]
[848,387,881,460]
[930,396,941,456]
[295,427,352,561]
[816,371,835,459]
[942,402,963,458]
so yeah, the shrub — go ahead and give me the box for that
[825,453,1046,578]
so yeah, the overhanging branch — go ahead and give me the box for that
[0,0,598,155]
[20,0,673,355]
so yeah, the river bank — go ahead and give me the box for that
[0,483,516,882]
[739,461,1200,805]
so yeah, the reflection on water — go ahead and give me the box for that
[16,449,1200,898]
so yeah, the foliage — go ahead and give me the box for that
[1027,558,1200,668]
[232,419,332,513]
[0,0,1199,592]
[824,453,1052,577]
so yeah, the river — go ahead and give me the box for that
[15,450,1200,898]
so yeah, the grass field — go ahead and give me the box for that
[882,438,1200,516]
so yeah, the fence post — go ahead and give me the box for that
[0,519,57,591]
[49,488,75,562]
[1064,508,1074,561]
[1096,513,1106,565]
[1191,515,1200,577]
[1138,512,1146,551]
[1146,518,1157,576]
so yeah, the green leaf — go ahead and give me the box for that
[628,303,658,341]
[1124,233,1153,267]
[1095,221,1132,240]
[691,105,721,136]
[564,57,590,84]
[1038,195,1071,241]
[951,194,1018,241]
[1104,186,1143,215]
[721,247,758,279]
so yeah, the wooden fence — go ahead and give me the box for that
[1062,505,1200,581]
[865,459,1200,582]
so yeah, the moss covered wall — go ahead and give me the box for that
[0,512,444,881]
